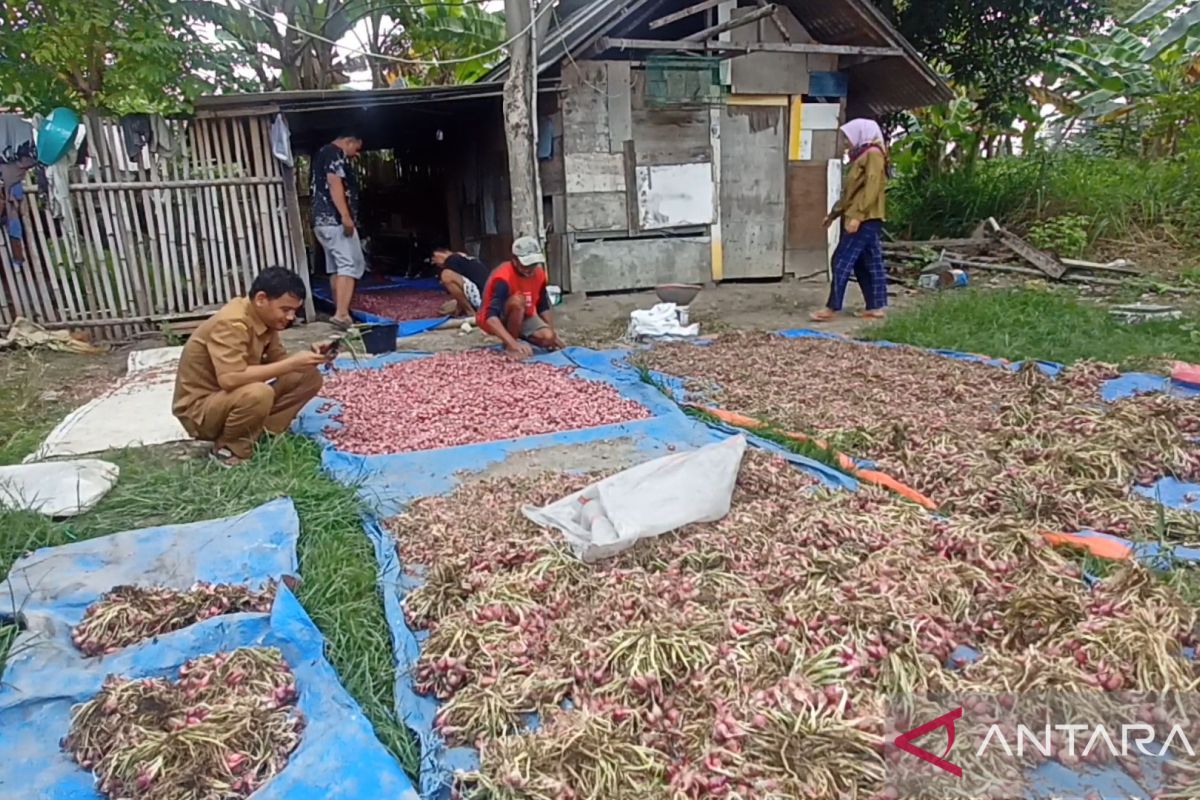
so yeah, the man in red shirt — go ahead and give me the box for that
[477,236,565,359]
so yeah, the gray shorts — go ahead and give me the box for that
[521,315,548,339]
[314,226,366,279]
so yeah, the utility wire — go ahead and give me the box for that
[223,0,555,67]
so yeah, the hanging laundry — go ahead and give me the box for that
[120,114,153,160]
[0,157,35,270]
[0,115,35,163]
[270,114,294,168]
[537,115,555,161]
[149,115,173,156]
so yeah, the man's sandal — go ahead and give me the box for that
[210,447,246,468]
[330,317,353,332]
[809,309,837,323]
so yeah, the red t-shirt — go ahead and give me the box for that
[477,261,549,328]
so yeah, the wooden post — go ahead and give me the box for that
[281,162,315,321]
[503,0,552,240]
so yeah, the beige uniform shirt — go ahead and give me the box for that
[172,297,286,426]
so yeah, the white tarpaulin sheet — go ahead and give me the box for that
[524,436,747,562]
[0,459,118,517]
[25,346,188,462]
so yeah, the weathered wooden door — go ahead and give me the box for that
[718,103,786,279]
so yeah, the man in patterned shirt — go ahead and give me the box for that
[311,132,364,330]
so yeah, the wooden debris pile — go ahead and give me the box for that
[885,218,1141,288]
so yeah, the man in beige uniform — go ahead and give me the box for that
[173,267,330,467]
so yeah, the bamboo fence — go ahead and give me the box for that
[0,113,308,340]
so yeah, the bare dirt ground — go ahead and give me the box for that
[392,276,911,353]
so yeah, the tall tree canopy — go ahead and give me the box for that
[0,0,250,115]
[874,0,1105,117]
[192,0,506,91]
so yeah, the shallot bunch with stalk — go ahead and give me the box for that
[388,446,1200,800]
[72,581,278,657]
[635,332,1200,540]
[63,646,303,800]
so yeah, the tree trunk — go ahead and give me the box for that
[503,0,538,239]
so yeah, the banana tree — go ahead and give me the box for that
[188,0,364,91]
[191,0,503,91]
[1041,11,1199,155]
[360,0,505,87]
[1128,0,1200,60]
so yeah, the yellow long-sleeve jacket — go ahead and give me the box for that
[829,148,887,224]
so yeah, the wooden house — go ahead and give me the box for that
[483,0,952,292]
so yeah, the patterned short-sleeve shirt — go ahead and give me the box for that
[310,143,359,227]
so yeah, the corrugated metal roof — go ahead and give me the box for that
[484,0,951,114]
[194,82,507,115]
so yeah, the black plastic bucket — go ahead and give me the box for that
[359,323,398,354]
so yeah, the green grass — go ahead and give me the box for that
[864,288,1200,371]
[0,355,72,466]
[0,434,418,776]
[890,151,1200,251]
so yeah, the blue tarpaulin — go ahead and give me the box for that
[294,345,855,797]
[311,278,450,336]
[0,499,416,800]
[288,335,1200,800]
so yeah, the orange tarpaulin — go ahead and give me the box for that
[690,406,1142,560]
[692,405,939,511]
[1040,531,1133,561]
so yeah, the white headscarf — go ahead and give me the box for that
[840,118,885,150]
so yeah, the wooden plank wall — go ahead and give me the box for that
[718,103,787,280]
[571,237,711,293]
[729,6,811,95]
[0,114,303,339]
[561,60,714,293]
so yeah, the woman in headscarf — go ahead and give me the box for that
[811,118,890,322]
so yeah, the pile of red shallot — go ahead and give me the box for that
[321,350,651,455]
[63,647,303,799]
[352,290,449,321]
[73,582,277,656]
[636,332,1200,539]
[386,452,1200,800]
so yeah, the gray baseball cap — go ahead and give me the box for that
[512,236,546,267]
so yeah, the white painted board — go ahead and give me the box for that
[826,158,843,278]
[797,130,814,161]
[636,162,715,231]
[803,103,842,131]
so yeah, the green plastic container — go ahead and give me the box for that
[36,107,80,166]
